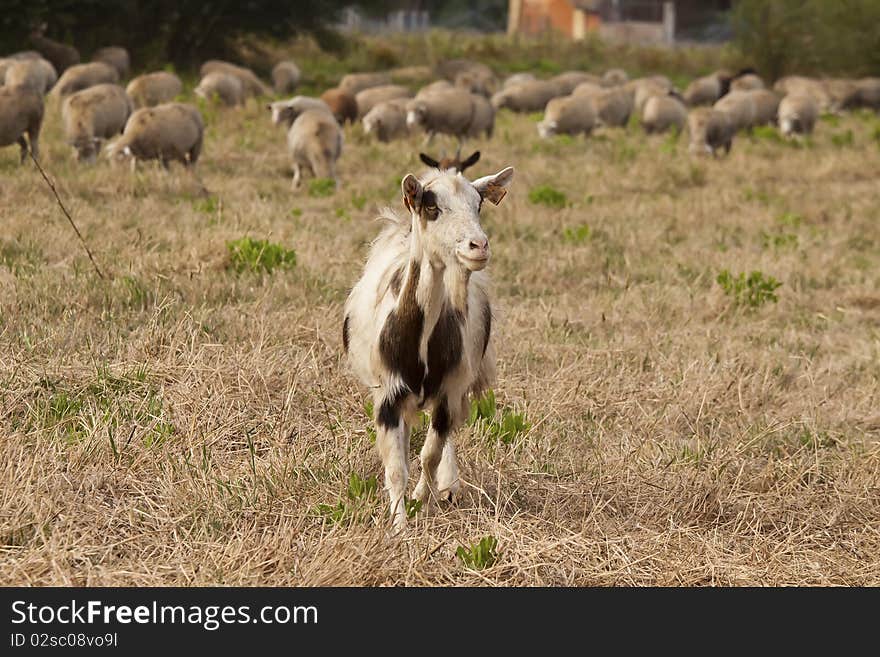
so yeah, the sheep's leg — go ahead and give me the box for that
[129,157,137,174]
[17,136,28,165]
[291,163,301,190]
[376,399,410,532]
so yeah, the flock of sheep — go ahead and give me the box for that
[2,28,880,190]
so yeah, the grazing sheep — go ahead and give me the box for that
[0,85,43,162]
[272,61,301,94]
[390,66,433,85]
[590,87,633,128]
[406,89,494,142]
[454,69,495,97]
[199,60,270,98]
[52,62,119,98]
[269,96,333,127]
[684,71,731,106]
[822,78,861,112]
[641,93,688,134]
[320,87,358,124]
[551,71,600,95]
[126,71,183,109]
[773,76,833,112]
[355,84,412,119]
[339,72,391,96]
[747,89,781,127]
[195,72,245,106]
[91,47,130,79]
[602,68,629,87]
[854,77,880,110]
[3,57,57,94]
[435,59,494,83]
[342,164,514,530]
[285,108,343,189]
[730,69,765,92]
[106,102,204,171]
[491,79,560,112]
[537,94,596,138]
[687,107,735,157]
[503,72,535,89]
[778,93,818,137]
[29,24,80,73]
[572,80,605,98]
[416,79,455,99]
[713,90,758,132]
[628,77,673,116]
[363,98,409,142]
[62,83,132,163]
[0,59,13,84]
[418,149,481,174]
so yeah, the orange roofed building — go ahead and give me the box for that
[507,0,604,40]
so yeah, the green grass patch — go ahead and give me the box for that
[528,185,567,209]
[226,237,297,274]
[562,223,591,244]
[456,536,499,570]
[313,472,380,526]
[469,390,530,445]
[717,270,782,308]
[308,177,337,197]
[830,129,854,148]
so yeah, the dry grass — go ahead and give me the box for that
[1,80,880,586]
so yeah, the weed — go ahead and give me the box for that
[308,178,337,197]
[469,390,530,445]
[528,185,567,209]
[717,270,782,308]
[830,129,854,147]
[314,472,379,526]
[562,224,591,244]
[226,237,297,274]
[456,536,499,569]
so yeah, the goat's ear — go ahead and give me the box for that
[459,150,480,172]
[419,153,439,168]
[472,166,514,206]
[401,174,423,213]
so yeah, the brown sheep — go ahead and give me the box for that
[320,87,358,125]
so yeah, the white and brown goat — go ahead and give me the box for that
[342,164,514,531]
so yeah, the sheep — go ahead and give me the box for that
[572,80,604,98]
[713,90,757,132]
[62,83,132,163]
[29,24,80,73]
[272,61,301,94]
[406,89,494,143]
[106,102,204,172]
[854,77,880,110]
[0,59,13,84]
[416,79,455,99]
[390,66,433,85]
[339,72,391,96]
[503,72,535,89]
[590,86,633,128]
[91,47,130,79]
[363,98,409,142]
[687,107,735,157]
[355,84,412,120]
[435,59,494,84]
[747,89,781,127]
[0,85,43,162]
[773,76,833,113]
[342,164,514,531]
[628,77,673,116]
[285,108,343,190]
[730,69,765,92]
[418,149,481,175]
[602,68,629,87]
[537,94,596,138]
[126,71,183,109]
[552,71,601,95]
[320,87,358,124]
[490,79,561,113]
[3,57,57,95]
[199,60,270,98]
[641,93,688,134]
[195,72,245,106]
[778,93,818,137]
[52,62,119,98]
[269,96,333,127]
[821,78,861,112]
[454,69,495,97]
[683,71,731,106]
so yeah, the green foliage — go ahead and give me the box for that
[562,224,591,244]
[776,212,804,228]
[750,125,786,144]
[314,472,379,526]
[731,0,880,79]
[469,390,530,445]
[528,185,567,209]
[716,270,782,308]
[456,536,499,570]
[351,194,367,211]
[226,237,297,274]
[308,178,337,197]
[830,129,854,148]
[760,231,798,250]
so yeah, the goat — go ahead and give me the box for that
[342,164,515,531]
[418,149,480,174]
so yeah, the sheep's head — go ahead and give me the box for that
[105,138,133,164]
[268,97,323,127]
[400,166,514,273]
[405,100,428,130]
[71,136,102,164]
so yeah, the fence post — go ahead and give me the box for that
[663,1,676,44]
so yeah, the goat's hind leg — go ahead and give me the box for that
[375,395,410,532]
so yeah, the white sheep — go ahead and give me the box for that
[0,85,43,162]
[687,107,735,157]
[490,79,560,112]
[52,62,118,98]
[62,83,132,163]
[272,61,301,95]
[199,60,270,98]
[406,88,494,143]
[91,46,130,79]
[286,108,343,190]
[342,164,514,531]
[106,102,204,172]
[355,84,412,120]
[3,57,57,95]
[641,93,688,134]
[363,98,409,142]
[268,96,333,127]
[126,71,183,109]
[339,72,391,96]
[778,93,818,137]
[537,94,596,138]
[195,72,245,106]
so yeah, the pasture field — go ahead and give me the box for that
[1,76,880,585]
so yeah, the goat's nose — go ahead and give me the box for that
[469,238,489,252]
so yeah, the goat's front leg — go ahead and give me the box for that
[414,397,459,506]
[376,399,410,532]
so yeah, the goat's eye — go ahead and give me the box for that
[424,205,440,220]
